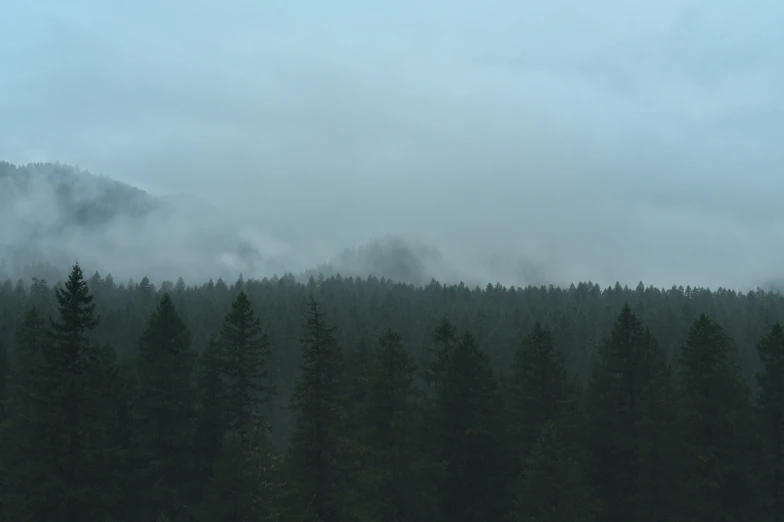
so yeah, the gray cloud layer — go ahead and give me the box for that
[2,1,783,290]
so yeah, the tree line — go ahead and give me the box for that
[0,264,783,521]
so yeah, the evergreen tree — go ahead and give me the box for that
[436,331,506,522]
[422,316,458,390]
[193,339,226,486]
[99,342,142,521]
[8,264,116,521]
[756,321,784,521]
[0,341,7,521]
[508,321,571,457]
[0,307,48,520]
[198,428,281,522]
[343,336,373,437]
[137,293,197,522]
[217,291,275,436]
[633,357,679,522]
[677,313,754,521]
[586,304,670,522]
[352,327,426,522]
[510,421,596,522]
[286,296,346,522]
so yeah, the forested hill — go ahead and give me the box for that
[0,269,776,399]
[0,161,493,288]
[1,265,784,520]
[0,160,156,226]
[0,161,294,282]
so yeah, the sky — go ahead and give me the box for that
[2,0,784,290]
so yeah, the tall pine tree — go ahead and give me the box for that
[756,321,784,521]
[193,339,226,487]
[510,421,597,522]
[436,331,506,522]
[0,307,48,520]
[676,313,754,521]
[10,264,116,521]
[586,304,671,522]
[286,296,346,522]
[508,321,573,458]
[217,291,275,436]
[352,327,428,522]
[0,340,7,521]
[137,293,197,522]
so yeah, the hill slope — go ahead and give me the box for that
[0,161,298,283]
[2,161,486,287]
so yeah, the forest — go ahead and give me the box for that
[1,263,783,522]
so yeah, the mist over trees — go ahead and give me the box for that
[1,260,784,520]
[0,161,597,291]
[4,163,784,520]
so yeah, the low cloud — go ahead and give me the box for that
[2,1,783,290]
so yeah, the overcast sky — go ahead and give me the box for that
[2,0,784,289]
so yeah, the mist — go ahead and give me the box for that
[2,1,784,290]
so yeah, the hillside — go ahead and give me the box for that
[0,161,508,288]
[0,162,309,283]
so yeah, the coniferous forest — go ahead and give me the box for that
[2,263,784,521]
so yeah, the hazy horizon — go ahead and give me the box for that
[2,1,783,290]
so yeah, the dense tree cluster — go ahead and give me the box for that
[1,264,784,521]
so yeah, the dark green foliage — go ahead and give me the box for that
[343,336,373,437]
[508,321,571,456]
[676,313,755,521]
[586,304,672,522]
[0,307,47,520]
[4,264,117,521]
[193,339,225,483]
[100,343,143,520]
[2,265,784,521]
[436,331,506,522]
[632,357,679,522]
[286,296,346,522]
[136,293,197,522]
[510,421,597,522]
[217,291,275,436]
[505,321,588,516]
[198,429,281,522]
[0,341,7,521]
[351,327,429,522]
[757,322,784,521]
[422,316,458,390]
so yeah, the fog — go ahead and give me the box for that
[2,1,784,290]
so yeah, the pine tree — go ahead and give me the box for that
[137,293,197,522]
[0,342,7,419]
[436,331,506,522]
[676,313,754,521]
[47,264,117,520]
[508,321,571,457]
[286,296,346,522]
[0,340,8,521]
[352,327,427,522]
[510,421,597,522]
[755,321,784,521]
[343,336,373,437]
[422,316,458,391]
[99,342,142,521]
[217,291,275,436]
[585,304,671,522]
[0,307,47,520]
[7,264,116,521]
[633,357,679,522]
[198,429,278,522]
[193,339,226,486]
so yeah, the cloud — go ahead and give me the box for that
[2,0,783,290]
